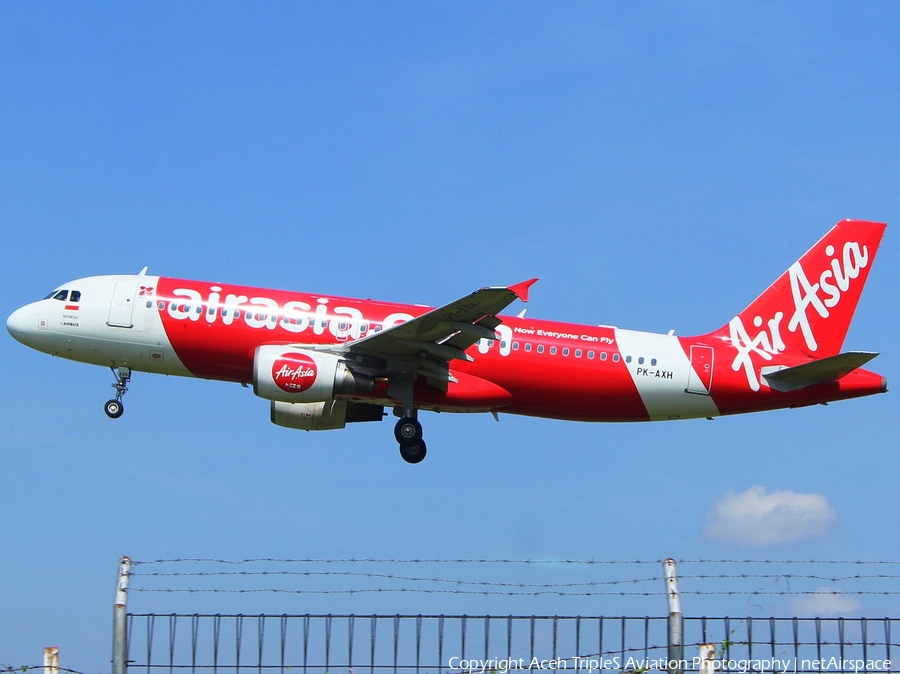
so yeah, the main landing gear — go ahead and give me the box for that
[104,366,131,419]
[394,412,427,464]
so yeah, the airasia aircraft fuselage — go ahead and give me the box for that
[6,219,888,462]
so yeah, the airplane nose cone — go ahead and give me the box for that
[7,305,33,345]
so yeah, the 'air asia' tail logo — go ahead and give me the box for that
[272,352,318,393]
[729,239,870,391]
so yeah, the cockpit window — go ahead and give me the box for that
[43,289,81,301]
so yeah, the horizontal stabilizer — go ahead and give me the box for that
[762,351,879,392]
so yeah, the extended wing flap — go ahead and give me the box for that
[350,280,536,359]
[441,316,502,351]
[762,351,879,392]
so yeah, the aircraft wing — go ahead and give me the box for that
[351,278,536,360]
[340,279,536,390]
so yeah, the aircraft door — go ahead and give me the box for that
[107,281,138,328]
[686,345,714,395]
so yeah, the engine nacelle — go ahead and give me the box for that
[271,400,348,430]
[253,345,374,403]
[271,400,385,431]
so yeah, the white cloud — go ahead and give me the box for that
[704,485,836,546]
[789,588,861,616]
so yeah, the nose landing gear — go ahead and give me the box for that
[104,366,131,419]
[394,412,427,464]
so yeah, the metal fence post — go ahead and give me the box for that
[43,646,59,674]
[664,558,683,674]
[113,556,132,674]
[698,644,715,674]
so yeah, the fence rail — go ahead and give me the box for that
[123,614,900,674]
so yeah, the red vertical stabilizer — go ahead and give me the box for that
[704,219,886,360]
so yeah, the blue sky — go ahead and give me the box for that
[2,2,899,670]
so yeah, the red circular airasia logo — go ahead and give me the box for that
[272,352,318,393]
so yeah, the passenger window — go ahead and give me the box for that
[512,341,519,350]
[374,325,382,333]
[601,352,608,361]
[500,340,507,348]
[196,306,203,314]
[208,307,215,316]
[525,343,532,352]
[613,353,620,362]
[53,290,68,301]
[146,301,152,308]
[625,355,632,363]
[70,291,81,302]
[588,350,594,359]
[575,349,582,358]
[158,301,165,310]
[638,357,644,365]
[537,345,545,354]
[651,358,657,366]
[221,308,228,317]
[562,347,569,356]
[550,346,557,355]
[234,310,242,319]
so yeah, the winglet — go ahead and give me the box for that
[508,278,538,302]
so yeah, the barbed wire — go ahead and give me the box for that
[683,560,900,565]
[564,638,900,662]
[132,571,667,587]
[133,558,663,566]
[126,559,900,604]
[129,570,900,586]
[129,587,664,596]
[1,666,87,674]
[130,587,900,597]
[132,558,900,566]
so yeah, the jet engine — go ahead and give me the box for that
[253,345,375,403]
[271,399,384,431]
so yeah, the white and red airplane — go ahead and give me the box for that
[6,219,887,463]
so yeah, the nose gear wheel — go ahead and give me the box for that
[104,399,124,418]
[104,366,131,419]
